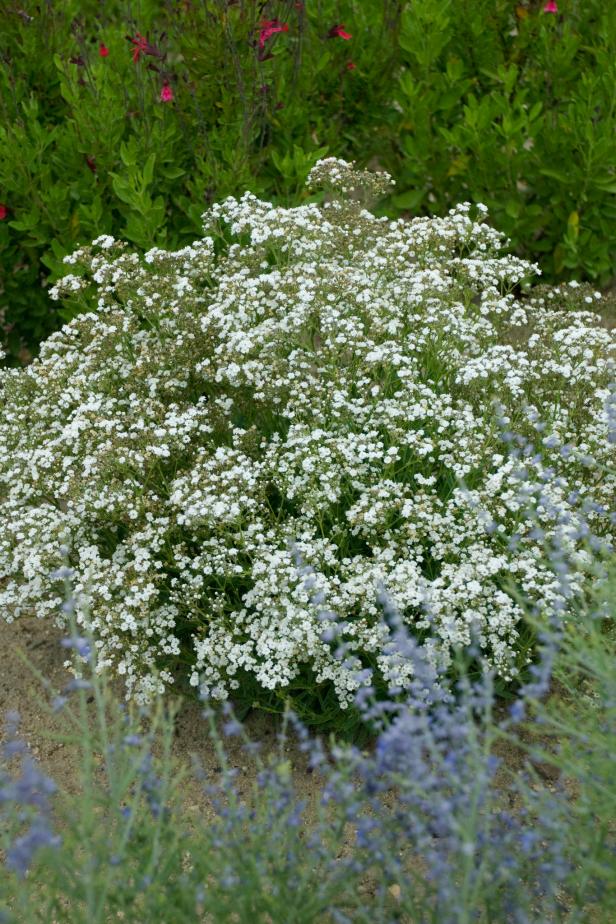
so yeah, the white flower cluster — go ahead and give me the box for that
[1,160,614,707]
[306,156,394,199]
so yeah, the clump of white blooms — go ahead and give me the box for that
[1,161,614,706]
[307,156,394,200]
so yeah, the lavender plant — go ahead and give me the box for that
[0,711,60,882]
[1,544,614,922]
[0,160,614,717]
[0,623,186,922]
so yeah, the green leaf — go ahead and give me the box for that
[593,180,616,193]
[160,165,186,180]
[393,189,425,210]
[110,173,138,207]
[142,153,156,188]
[540,168,569,183]
[120,140,138,168]
[313,51,332,74]
[9,210,39,232]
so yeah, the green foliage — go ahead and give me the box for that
[392,0,616,284]
[0,0,399,361]
[1,0,616,362]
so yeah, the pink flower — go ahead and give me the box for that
[328,24,352,40]
[258,19,289,49]
[0,204,7,220]
[543,1,558,12]
[99,43,109,57]
[160,83,174,102]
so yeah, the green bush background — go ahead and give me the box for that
[1,0,615,362]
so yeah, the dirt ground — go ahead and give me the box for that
[0,613,573,924]
[0,616,322,821]
[1,613,555,829]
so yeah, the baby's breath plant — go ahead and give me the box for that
[0,160,614,719]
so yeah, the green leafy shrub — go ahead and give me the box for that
[0,0,399,361]
[3,1,616,363]
[392,0,616,284]
[0,161,613,720]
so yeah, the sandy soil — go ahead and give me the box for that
[0,616,322,821]
[1,613,559,834]
[0,614,572,924]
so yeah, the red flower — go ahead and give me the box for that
[85,156,97,173]
[160,82,174,102]
[258,19,289,49]
[129,33,148,62]
[328,24,352,40]
[0,204,7,221]
[99,43,109,57]
[127,32,163,62]
[346,60,357,71]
